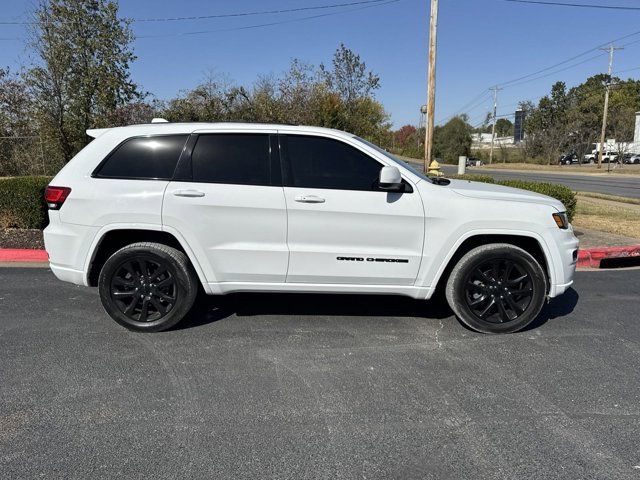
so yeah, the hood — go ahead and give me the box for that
[447,179,565,211]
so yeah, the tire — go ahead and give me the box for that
[445,244,547,334]
[98,242,199,332]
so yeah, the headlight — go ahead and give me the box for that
[552,212,569,229]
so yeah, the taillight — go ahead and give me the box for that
[44,186,71,210]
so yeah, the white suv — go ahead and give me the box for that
[44,122,579,334]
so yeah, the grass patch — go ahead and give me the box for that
[573,196,640,239]
[576,191,640,205]
[474,163,640,175]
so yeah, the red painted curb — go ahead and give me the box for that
[1,246,639,268]
[577,245,640,269]
[0,249,49,263]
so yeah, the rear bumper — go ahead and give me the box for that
[49,264,86,285]
[43,212,98,286]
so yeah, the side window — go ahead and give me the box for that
[191,134,273,186]
[284,135,382,191]
[95,135,188,180]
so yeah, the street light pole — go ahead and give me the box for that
[424,0,439,173]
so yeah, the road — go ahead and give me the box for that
[1,268,640,479]
[440,164,640,198]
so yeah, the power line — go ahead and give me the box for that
[615,66,640,74]
[137,0,400,39]
[0,0,400,41]
[436,90,491,124]
[504,0,640,11]
[0,0,392,25]
[501,52,606,89]
[498,28,640,88]
[438,26,640,123]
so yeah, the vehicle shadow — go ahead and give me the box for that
[521,287,579,331]
[175,287,579,332]
[175,291,455,331]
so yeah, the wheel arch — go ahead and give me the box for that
[84,226,210,292]
[429,232,552,297]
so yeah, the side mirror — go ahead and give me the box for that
[379,166,403,191]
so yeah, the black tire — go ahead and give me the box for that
[98,242,198,332]
[445,243,547,334]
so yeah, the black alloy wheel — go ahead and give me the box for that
[446,243,547,334]
[99,242,198,332]
[463,258,534,324]
[110,256,177,323]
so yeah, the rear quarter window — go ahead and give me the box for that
[94,135,188,180]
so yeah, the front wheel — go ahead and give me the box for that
[445,244,547,334]
[98,242,199,332]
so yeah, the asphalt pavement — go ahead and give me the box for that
[440,164,640,198]
[1,268,640,479]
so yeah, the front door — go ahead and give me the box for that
[280,133,424,285]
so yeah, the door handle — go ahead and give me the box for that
[173,189,205,198]
[294,195,325,203]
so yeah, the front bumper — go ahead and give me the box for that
[545,225,579,298]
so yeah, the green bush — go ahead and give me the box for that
[0,176,53,229]
[445,174,497,184]
[498,180,577,221]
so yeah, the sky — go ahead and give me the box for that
[1,0,640,128]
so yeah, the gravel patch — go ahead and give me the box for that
[0,229,45,249]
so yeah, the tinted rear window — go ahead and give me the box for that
[95,135,188,180]
[191,134,272,186]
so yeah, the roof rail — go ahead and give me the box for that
[151,118,169,123]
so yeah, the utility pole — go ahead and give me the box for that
[489,86,502,165]
[424,0,439,173]
[597,44,623,169]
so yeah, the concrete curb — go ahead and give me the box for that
[577,245,640,269]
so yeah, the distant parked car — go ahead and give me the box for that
[623,153,640,164]
[558,153,578,165]
[583,151,618,163]
[583,151,597,163]
[466,157,483,167]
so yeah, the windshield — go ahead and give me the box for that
[352,136,430,181]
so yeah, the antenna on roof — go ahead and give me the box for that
[151,118,169,123]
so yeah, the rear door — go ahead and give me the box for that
[280,133,425,286]
[162,130,288,285]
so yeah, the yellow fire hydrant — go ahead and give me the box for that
[427,159,443,177]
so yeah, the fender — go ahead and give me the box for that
[419,227,555,300]
[82,223,213,294]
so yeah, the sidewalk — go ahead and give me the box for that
[574,227,640,249]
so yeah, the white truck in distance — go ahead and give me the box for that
[44,122,579,334]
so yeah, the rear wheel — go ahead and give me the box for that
[445,244,547,334]
[98,242,198,332]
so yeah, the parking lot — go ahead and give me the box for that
[1,267,640,479]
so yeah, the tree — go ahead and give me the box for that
[0,69,44,176]
[433,116,471,163]
[160,45,390,141]
[394,125,417,149]
[495,118,513,137]
[26,0,141,164]
[524,81,570,164]
[319,43,380,103]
